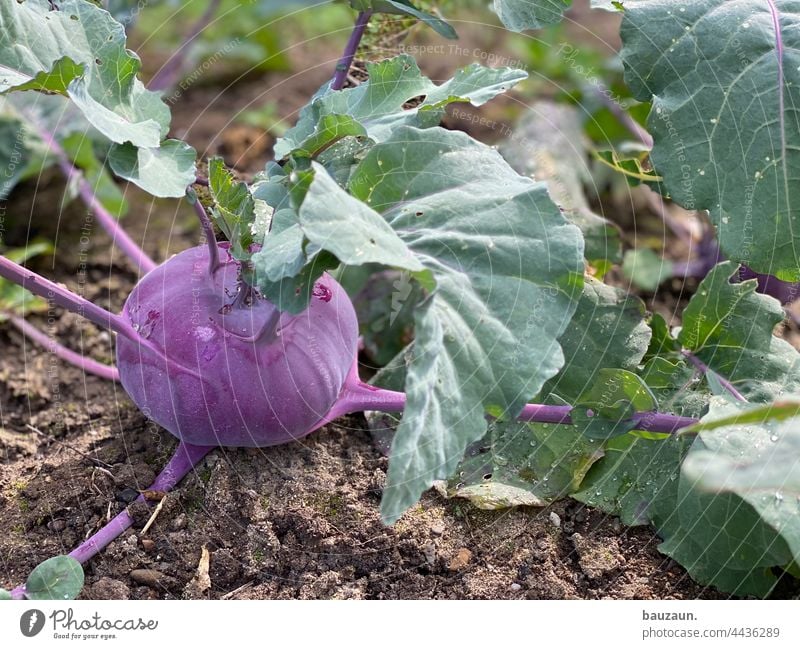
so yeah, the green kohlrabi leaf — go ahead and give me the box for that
[491,0,573,31]
[445,419,603,510]
[663,435,794,597]
[352,126,584,523]
[681,397,800,574]
[207,157,272,260]
[0,0,167,146]
[677,262,800,402]
[574,432,691,527]
[499,101,622,267]
[538,277,651,404]
[275,55,527,159]
[25,556,84,600]
[108,140,197,199]
[257,125,584,523]
[616,0,800,280]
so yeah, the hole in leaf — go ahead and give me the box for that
[95,58,102,65]
[403,94,426,110]
[483,473,492,481]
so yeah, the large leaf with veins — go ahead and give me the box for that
[616,0,800,280]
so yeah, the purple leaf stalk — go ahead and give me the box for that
[34,123,157,275]
[331,10,373,91]
[9,315,119,382]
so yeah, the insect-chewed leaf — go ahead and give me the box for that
[275,55,527,159]
[446,419,603,510]
[616,0,800,280]
[25,556,84,600]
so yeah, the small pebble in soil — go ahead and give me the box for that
[47,518,66,532]
[510,583,522,592]
[130,568,166,589]
[548,511,561,528]
[117,487,139,504]
[429,521,445,536]
[141,539,155,552]
[448,548,473,571]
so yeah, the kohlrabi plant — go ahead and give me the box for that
[1,0,800,600]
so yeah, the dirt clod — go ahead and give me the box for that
[571,533,623,580]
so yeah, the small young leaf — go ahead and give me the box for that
[26,556,84,601]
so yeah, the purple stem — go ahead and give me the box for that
[0,254,141,344]
[327,362,698,435]
[191,198,221,275]
[682,350,747,402]
[9,442,213,599]
[34,125,157,275]
[9,315,120,382]
[739,266,800,306]
[148,0,223,92]
[331,10,373,91]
